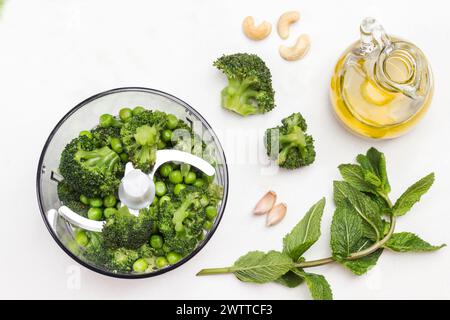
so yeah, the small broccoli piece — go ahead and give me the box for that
[91,125,121,147]
[157,189,205,255]
[102,206,153,250]
[59,136,124,198]
[206,183,224,207]
[121,110,167,172]
[172,192,200,232]
[265,112,316,169]
[82,232,142,273]
[213,53,275,116]
[82,232,110,267]
[57,180,89,215]
[106,247,140,273]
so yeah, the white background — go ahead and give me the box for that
[0,0,449,300]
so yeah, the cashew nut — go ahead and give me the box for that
[277,11,300,39]
[279,34,311,61]
[242,16,272,41]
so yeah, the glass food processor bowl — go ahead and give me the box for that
[36,87,229,279]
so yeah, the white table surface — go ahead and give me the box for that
[0,0,449,300]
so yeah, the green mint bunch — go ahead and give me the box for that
[334,147,444,275]
[197,148,445,300]
[197,198,333,300]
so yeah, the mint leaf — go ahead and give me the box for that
[330,202,364,259]
[283,198,325,260]
[385,232,445,252]
[292,269,333,300]
[342,247,383,276]
[357,148,390,195]
[274,271,304,288]
[232,251,293,284]
[334,181,384,240]
[331,203,383,275]
[338,164,375,193]
[393,173,435,217]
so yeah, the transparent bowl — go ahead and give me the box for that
[36,87,229,278]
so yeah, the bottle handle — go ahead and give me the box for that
[360,17,424,100]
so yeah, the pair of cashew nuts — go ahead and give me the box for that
[242,11,310,61]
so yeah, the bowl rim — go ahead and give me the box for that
[36,87,229,279]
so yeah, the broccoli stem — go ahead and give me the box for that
[172,195,197,232]
[221,77,260,116]
[75,147,120,174]
[279,128,306,147]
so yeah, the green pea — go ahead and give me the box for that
[75,231,89,247]
[162,244,171,253]
[159,195,171,205]
[116,202,122,209]
[155,257,169,269]
[173,184,186,195]
[99,114,114,127]
[89,198,103,208]
[79,131,93,139]
[205,206,218,220]
[150,235,164,249]
[133,258,148,273]
[193,179,205,188]
[120,152,129,163]
[198,232,205,241]
[119,107,133,122]
[203,220,213,231]
[110,137,123,153]
[200,195,209,207]
[79,195,90,205]
[166,114,179,129]
[161,130,173,142]
[132,106,145,116]
[103,195,117,208]
[104,207,118,219]
[184,171,197,185]
[155,181,167,197]
[166,252,182,264]
[159,163,173,177]
[88,207,103,221]
[169,170,183,184]
[152,196,159,205]
[157,140,166,150]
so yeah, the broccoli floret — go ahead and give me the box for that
[91,125,121,147]
[106,247,140,273]
[206,183,224,207]
[102,206,153,250]
[158,189,205,255]
[82,232,142,273]
[57,180,88,215]
[172,192,200,232]
[213,53,275,116]
[265,113,316,169]
[59,136,124,198]
[82,232,110,267]
[121,110,167,172]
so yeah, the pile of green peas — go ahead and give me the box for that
[80,193,119,222]
[94,106,180,158]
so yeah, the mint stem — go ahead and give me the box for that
[197,198,397,275]
[197,267,234,276]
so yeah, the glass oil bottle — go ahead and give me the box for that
[330,18,434,139]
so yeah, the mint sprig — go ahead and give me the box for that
[197,148,444,300]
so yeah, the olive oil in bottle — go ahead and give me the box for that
[330,18,433,139]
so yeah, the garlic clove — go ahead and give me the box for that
[266,203,287,226]
[253,191,277,215]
